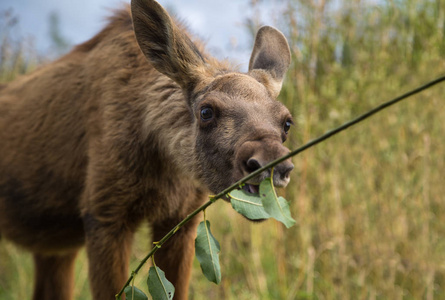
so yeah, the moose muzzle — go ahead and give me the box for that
[235,138,294,192]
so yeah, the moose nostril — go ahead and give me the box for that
[246,158,262,173]
[282,163,294,179]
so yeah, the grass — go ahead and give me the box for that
[1,0,445,299]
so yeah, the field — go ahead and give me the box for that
[1,0,445,299]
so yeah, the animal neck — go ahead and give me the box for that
[140,81,198,180]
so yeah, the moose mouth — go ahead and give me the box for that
[242,183,260,195]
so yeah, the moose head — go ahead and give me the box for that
[132,0,294,196]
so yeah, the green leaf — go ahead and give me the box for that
[229,189,270,220]
[123,286,148,300]
[147,266,175,300]
[259,177,296,228]
[195,220,221,284]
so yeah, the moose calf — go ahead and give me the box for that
[0,0,294,299]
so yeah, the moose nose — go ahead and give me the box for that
[236,138,294,186]
[245,156,294,184]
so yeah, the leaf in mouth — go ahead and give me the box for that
[229,189,270,220]
[259,177,296,228]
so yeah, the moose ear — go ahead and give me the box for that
[248,26,291,98]
[131,0,206,92]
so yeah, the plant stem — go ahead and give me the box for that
[115,199,214,299]
[116,75,445,299]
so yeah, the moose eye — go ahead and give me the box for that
[200,107,214,121]
[284,120,292,134]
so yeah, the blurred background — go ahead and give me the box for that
[1,0,445,299]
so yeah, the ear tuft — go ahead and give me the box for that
[248,26,291,98]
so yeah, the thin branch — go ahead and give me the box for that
[115,200,213,299]
[116,75,445,299]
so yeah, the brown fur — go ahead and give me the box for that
[0,1,294,299]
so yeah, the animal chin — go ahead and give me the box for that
[243,183,260,195]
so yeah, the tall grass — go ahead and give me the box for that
[196,1,445,299]
[1,0,445,299]
[0,10,42,82]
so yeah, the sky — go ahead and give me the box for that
[0,0,286,71]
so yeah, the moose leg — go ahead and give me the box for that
[152,214,201,300]
[83,217,134,300]
[32,251,78,300]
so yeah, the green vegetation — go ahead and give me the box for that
[198,1,445,299]
[1,0,445,299]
